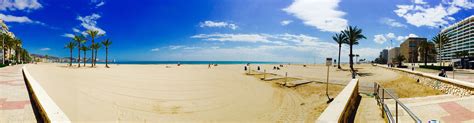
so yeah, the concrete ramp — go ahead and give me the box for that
[285,80,312,87]
[262,76,285,81]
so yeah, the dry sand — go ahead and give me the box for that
[253,64,400,87]
[26,63,348,122]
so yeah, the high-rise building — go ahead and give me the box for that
[381,49,388,61]
[388,47,400,64]
[400,37,427,63]
[439,15,474,60]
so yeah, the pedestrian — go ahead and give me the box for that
[244,66,247,71]
[257,66,260,71]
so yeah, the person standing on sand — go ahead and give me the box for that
[257,66,260,71]
[208,64,211,69]
[244,66,247,71]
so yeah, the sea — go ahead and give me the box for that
[93,61,283,65]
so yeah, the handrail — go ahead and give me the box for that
[374,83,422,123]
[383,89,421,122]
[382,103,394,123]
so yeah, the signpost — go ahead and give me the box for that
[326,58,334,103]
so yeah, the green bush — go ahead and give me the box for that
[0,64,6,68]
[419,65,453,71]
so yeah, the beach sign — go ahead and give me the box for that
[326,58,332,66]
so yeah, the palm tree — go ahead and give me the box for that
[431,33,449,66]
[73,34,86,67]
[101,39,112,68]
[86,30,102,67]
[332,33,347,69]
[65,42,76,67]
[342,26,366,78]
[80,45,89,66]
[13,38,22,64]
[393,54,406,67]
[418,41,436,66]
[90,43,101,67]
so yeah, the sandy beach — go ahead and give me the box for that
[24,63,406,122]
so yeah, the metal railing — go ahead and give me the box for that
[374,83,421,123]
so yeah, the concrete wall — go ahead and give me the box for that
[22,66,71,123]
[316,79,360,123]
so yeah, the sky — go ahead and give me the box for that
[0,0,472,63]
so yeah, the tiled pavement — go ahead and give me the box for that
[0,65,36,122]
[386,95,474,123]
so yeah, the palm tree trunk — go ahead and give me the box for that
[78,45,81,67]
[91,39,95,67]
[337,44,341,69]
[94,49,98,67]
[83,51,86,66]
[70,49,72,67]
[350,44,354,79]
[105,48,109,68]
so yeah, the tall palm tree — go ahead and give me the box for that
[86,30,102,67]
[90,43,101,67]
[332,33,347,69]
[13,38,22,64]
[65,42,76,67]
[431,33,449,66]
[73,34,86,67]
[418,41,436,66]
[80,45,89,66]
[101,39,112,68]
[342,26,366,78]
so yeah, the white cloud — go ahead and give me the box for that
[199,21,238,30]
[394,0,474,27]
[151,48,160,52]
[77,13,106,35]
[413,0,427,4]
[72,28,80,33]
[96,2,105,7]
[62,33,75,38]
[396,33,419,41]
[191,33,327,46]
[166,45,201,50]
[380,18,407,28]
[280,20,293,26]
[386,33,396,39]
[283,0,347,32]
[373,33,399,44]
[40,48,50,51]
[0,0,42,11]
[191,33,273,44]
[374,34,388,44]
[0,14,32,23]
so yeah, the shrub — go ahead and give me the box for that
[0,64,6,68]
[419,65,453,71]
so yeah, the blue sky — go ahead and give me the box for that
[0,0,472,63]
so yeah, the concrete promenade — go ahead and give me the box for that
[0,65,36,122]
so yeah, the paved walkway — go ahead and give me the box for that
[386,95,474,123]
[0,65,36,122]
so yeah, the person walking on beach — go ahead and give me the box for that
[257,66,260,71]
[244,66,247,71]
[208,64,211,69]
